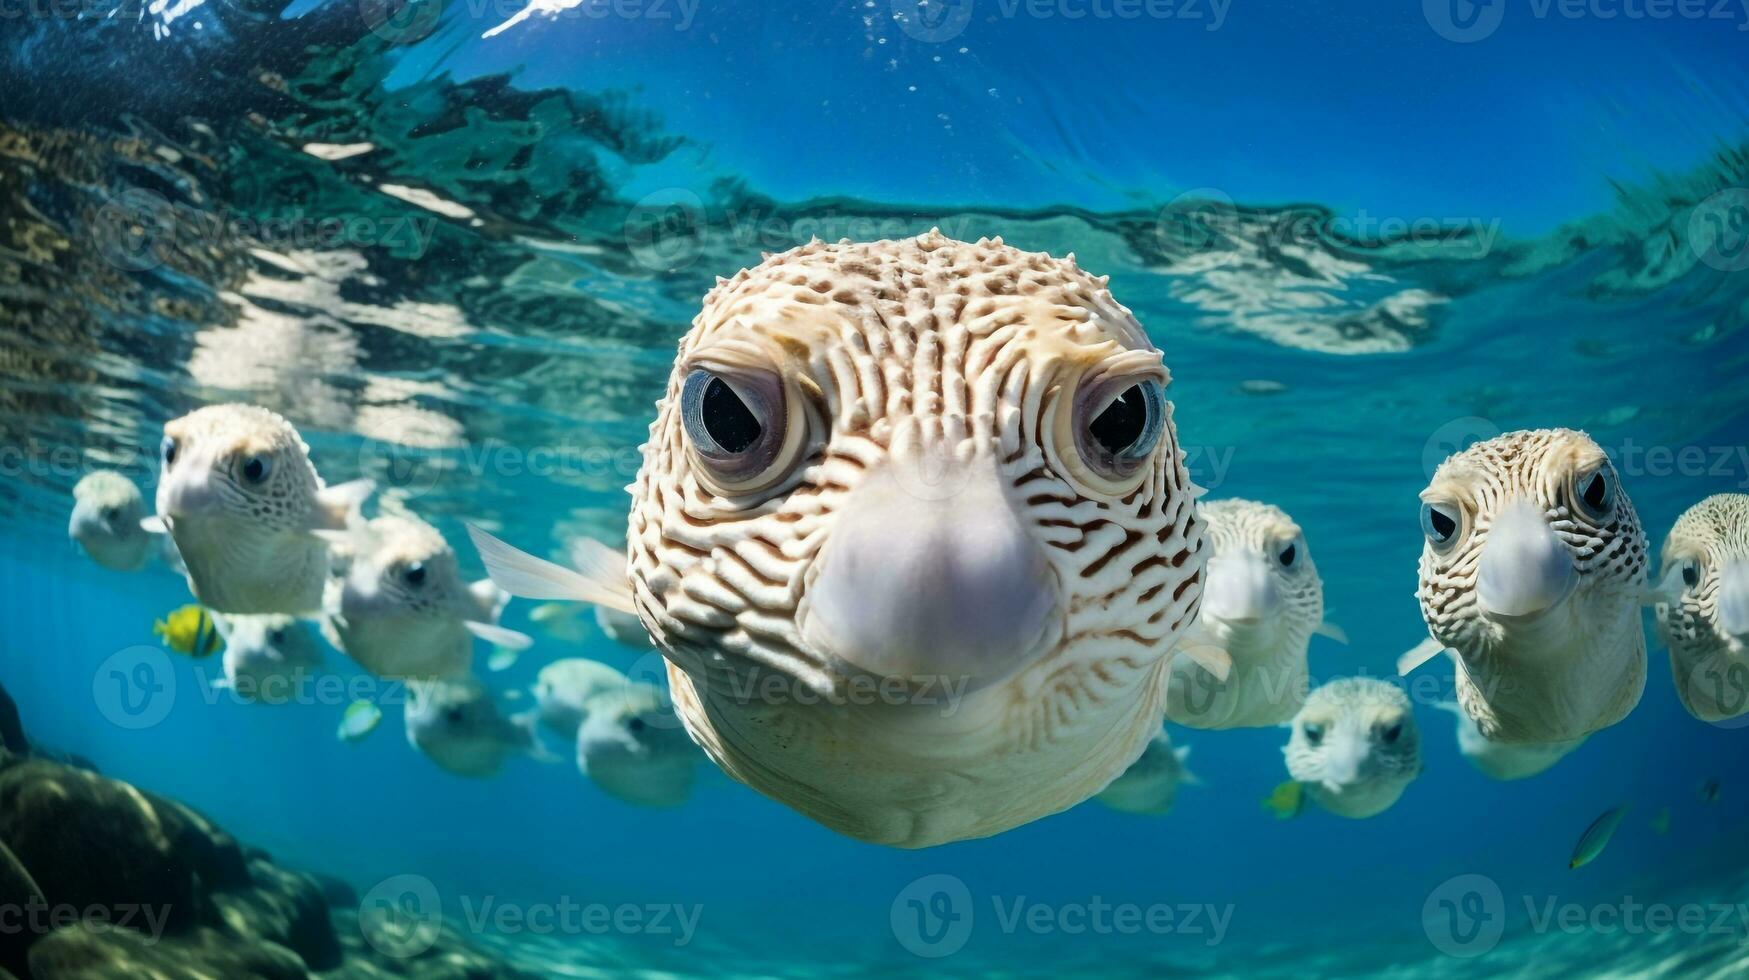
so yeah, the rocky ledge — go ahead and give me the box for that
[0,683,536,980]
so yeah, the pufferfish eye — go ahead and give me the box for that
[1570,463,1617,521]
[1074,379,1166,486]
[679,368,793,494]
[239,454,272,485]
[161,436,178,466]
[402,561,428,588]
[1680,558,1701,590]
[1277,539,1299,569]
[1420,500,1463,553]
[1302,721,1325,746]
[1378,720,1403,744]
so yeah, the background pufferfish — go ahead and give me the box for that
[476,231,1208,848]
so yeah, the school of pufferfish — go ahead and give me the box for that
[61,232,1749,853]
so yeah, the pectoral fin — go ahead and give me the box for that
[1178,642,1233,683]
[1396,637,1451,676]
[141,515,170,534]
[467,525,637,616]
[463,620,534,651]
[1313,622,1349,645]
[310,479,374,532]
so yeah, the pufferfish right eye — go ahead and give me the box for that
[160,436,178,466]
[1072,378,1167,489]
[679,368,794,493]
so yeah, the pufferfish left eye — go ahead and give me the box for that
[1075,379,1166,485]
[679,368,797,495]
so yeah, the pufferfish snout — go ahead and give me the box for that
[476,232,1207,847]
[798,430,1060,689]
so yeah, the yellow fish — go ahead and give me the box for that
[152,604,222,658]
[1262,781,1305,820]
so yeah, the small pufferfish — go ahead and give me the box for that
[69,470,157,572]
[1652,493,1749,723]
[324,514,531,680]
[1279,677,1421,819]
[146,404,373,615]
[1164,498,1345,730]
[1400,428,1648,744]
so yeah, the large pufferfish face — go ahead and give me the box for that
[624,233,1206,847]
[1417,429,1647,653]
[1656,494,1749,719]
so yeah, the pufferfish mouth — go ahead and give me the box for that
[798,452,1061,695]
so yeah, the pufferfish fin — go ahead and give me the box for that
[1175,746,1201,786]
[463,619,534,651]
[140,515,170,534]
[466,525,637,616]
[1177,643,1233,682]
[309,479,375,532]
[1396,637,1451,676]
[469,578,512,623]
[1313,622,1349,645]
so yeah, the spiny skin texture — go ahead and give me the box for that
[625,232,1206,847]
[1284,678,1420,819]
[156,404,329,614]
[1417,429,1647,743]
[328,515,493,680]
[1656,494,1749,722]
[1166,498,1322,729]
[69,470,152,571]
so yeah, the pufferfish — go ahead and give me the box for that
[1277,677,1421,820]
[1652,493,1749,723]
[145,404,373,615]
[324,514,531,680]
[1399,429,1647,744]
[1093,727,1197,816]
[1164,498,1344,729]
[470,232,1209,847]
[69,471,156,572]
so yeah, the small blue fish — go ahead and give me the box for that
[1569,806,1627,869]
[337,699,383,743]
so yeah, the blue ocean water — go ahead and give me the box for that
[2,1,1749,976]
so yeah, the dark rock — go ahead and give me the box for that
[0,839,45,977]
[214,857,344,970]
[28,921,310,980]
[0,681,27,756]
[311,871,361,909]
[326,909,543,979]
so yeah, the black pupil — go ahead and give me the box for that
[1304,724,1323,744]
[1279,544,1296,567]
[1582,473,1608,511]
[444,706,463,723]
[1683,564,1699,587]
[1429,508,1457,540]
[163,440,177,464]
[629,718,646,733]
[244,458,265,482]
[1089,385,1148,455]
[406,563,426,586]
[1382,724,1401,743]
[702,377,761,454]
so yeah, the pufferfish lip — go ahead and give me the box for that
[1718,559,1749,644]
